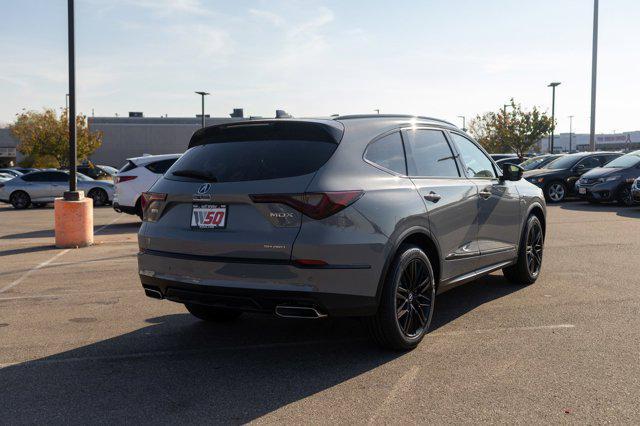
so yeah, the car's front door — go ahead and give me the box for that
[569,156,601,189]
[402,128,480,282]
[449,132,521,265]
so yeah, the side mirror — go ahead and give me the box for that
[501,163,523,181]
[575,164,585,171]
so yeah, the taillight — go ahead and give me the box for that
[141,192,167,222]
[115,175,137,184]
[250,190,363,220]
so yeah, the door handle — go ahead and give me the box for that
[423,191,441,203]
[479,190,492,199]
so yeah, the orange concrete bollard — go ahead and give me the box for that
[54,193,94,248]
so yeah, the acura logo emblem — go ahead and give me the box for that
[197,183,211,194]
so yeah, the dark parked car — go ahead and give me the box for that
[575,150,640,205]
[137,115,546,351]
[519,154,565,171]
[490,153,519,162]
[524,151,622,202]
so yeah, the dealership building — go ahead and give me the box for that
[87,109,249,167]
[539,131,640,153]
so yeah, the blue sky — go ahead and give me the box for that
[1,0,639,134]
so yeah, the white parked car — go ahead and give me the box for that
[113,154,181,219]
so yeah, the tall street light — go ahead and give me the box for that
[457,115,467,132]
[548,82,561,153]
[66,0,77,197]
[589,0,599,151]
[195,91,210,128]
[568,115,574,152]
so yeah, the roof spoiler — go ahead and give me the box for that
[188,120,344,148]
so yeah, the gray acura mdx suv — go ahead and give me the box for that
[137,115,546,350]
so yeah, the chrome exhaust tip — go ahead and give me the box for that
[275,305,327,319]
[144,287,163,300]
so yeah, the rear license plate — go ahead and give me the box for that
[579,187,587,195]
[191,204,227,229]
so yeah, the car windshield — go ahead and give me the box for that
[602,152,640,168]
[544,155,581,170]
[521,156,550,170]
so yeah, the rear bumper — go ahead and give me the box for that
[137,250,378,317]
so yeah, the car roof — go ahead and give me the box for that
[334,114,456,127]
[127,153,182,165]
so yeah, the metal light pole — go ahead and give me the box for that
[195,91,210,128]
[568,115,574,153]
[589,0,599,152]
[66,0,77,198]
[548,82,561,153]
[457,115,466,132]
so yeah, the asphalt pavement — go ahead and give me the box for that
[0,202,639,424]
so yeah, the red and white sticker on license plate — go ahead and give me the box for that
[191,204,227,228]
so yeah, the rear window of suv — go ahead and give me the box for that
[166,140,337,182]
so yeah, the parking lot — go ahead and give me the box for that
[1,202,639,424]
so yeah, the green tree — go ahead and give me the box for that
[469,99,553,158]
[10,108,103,168]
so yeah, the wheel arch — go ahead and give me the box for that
[375,226,442,304]
[527,203,546,237]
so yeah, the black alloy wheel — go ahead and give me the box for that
[10,191,31,209]
[88,188,108,207]
[367,244,436,351]
[525,219,544,277]
[617,186,635,206]
[396,258,434,338]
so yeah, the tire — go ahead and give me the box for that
[10,191,31,209]
[545,181,566,203]
[87,188,108,207]
[185,303,243,322]
[617,185,634,207]
[367,244,436,351]
[503,215,544,285]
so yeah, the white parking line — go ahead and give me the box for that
[0,217,121,294]
[430,323,575,336]
[368,365,421,424]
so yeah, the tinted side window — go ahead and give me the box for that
[146,159,178,174]
[404,129,459,177]
[21,173,38,182]
[44,172,68,182]
[364,132,406,175]
[578,157,600,169]
[119,161,137,173]
[450,133,496,178]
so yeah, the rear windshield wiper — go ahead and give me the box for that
[171,169,218,181]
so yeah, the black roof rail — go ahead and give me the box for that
[334,114,456,127]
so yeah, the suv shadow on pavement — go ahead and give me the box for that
[0,275,521,423]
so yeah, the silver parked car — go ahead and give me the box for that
[0,170,114,209]
[137,115,546,350]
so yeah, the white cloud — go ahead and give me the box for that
[248,9,285,27]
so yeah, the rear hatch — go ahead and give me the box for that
[141,120,343,261]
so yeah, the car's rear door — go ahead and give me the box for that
[140,121,343,261]
[402,127,480,281]
[448,132,521,263]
